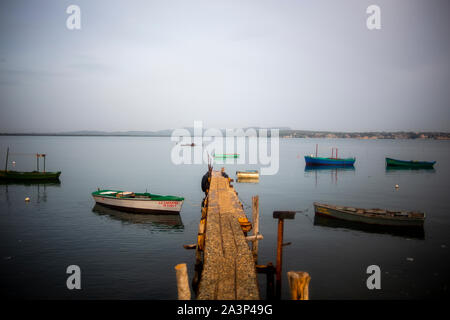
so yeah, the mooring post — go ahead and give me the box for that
[174,263,191,300]
[287,271,311,300]
[273,211,296,299]
[5,147,9,171]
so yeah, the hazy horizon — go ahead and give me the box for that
[1,0,449,133]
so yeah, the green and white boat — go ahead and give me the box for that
[92,189,184,214]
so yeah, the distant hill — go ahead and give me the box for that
[1,128,449,139]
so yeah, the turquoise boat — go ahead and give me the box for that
[304,156,355,166]
[305,145,355,166]
[386,157,436,169]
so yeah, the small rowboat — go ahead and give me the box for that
[386,157,436,169]
[314,202,425,227]
[92,189,184,214]
[236,170,259,179]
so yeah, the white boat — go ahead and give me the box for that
[92,189,184,214]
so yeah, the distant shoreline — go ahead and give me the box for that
[1,130,449,140]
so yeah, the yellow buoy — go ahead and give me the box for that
[25,197,30,202]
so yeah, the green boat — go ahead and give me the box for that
[0,170,61,181]
[386,157,436,169]
[213,153,239,159]
[1,147,61,181]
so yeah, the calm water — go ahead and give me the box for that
[0,136,449,299]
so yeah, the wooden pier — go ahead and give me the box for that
[195,170,260,300]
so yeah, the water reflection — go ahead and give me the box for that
[1,180,60,205]
[236,177,259,184]
[304,165,355,186]
[92,204,184,231]
[0,179,61,186]
[313,214,425,239]
[385,167,436,174]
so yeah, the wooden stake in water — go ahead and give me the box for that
[5,147,9,171]
[174,263,191,300]
[287,271,311,300]
[273,211,296,299]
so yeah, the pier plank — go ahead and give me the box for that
[197,171,260,300]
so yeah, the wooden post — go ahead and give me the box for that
[275,218,284,299]
[5,147,9,171]
[315,144,318,157]
[251,195,259,261]
[273,211,296,300]
[43,154,46,173]
[36,154,39,172]
[175,263,191,300]
[287,271,311,300]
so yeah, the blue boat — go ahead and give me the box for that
[304,156,355,166]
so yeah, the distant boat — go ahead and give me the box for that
[314,202,425,227]
[92,189,184,214]
[236,170,259,179]
[386,157,436,169]
[1,147,61,181]
[305,145,355,166]
[213,153,239,159]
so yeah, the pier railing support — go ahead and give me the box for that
[287,271,311,300]
[175,263,191,300]
[273,211,296,299]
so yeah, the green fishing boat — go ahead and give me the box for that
[0,170,61,181]
[1,147,61,181]
[386,157,436,169]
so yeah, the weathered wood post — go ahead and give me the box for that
[36,153,39,172]
[43,154,46,173]
[251,195,259,261]
[5,147,9,171]
[287,271,311,300]
[273,211,296,299]
[174,263,191,300]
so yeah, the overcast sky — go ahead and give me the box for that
[0,0,449,133]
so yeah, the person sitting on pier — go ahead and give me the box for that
[221,167,229,178]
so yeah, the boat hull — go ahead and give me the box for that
[92,195,183,214]
[304,156,355,166]
[0,170,61,181]
[386,157,435,168]
[314,203,424,227]
[236,171,259,179]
